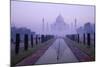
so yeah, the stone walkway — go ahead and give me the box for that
[64,37,94,62]
[15,37,94,66]
[16,39,55,66]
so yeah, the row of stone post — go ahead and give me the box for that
[14,33,53,54]
[67,33,95,47]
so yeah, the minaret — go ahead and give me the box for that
[70,22,74,34]
[46,22,49,35]
[42,18,45,34]
[74,18,77,34]
[75,18,77,28]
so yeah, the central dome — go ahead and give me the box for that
[51,14,69,36]
[55,14,66,25]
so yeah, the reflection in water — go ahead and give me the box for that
[53,38,66,62]
[35,38,78,64]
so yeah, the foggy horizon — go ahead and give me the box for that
[11,1,95,35]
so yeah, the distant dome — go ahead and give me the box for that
[51,14,69,36]
[55,14,66,25]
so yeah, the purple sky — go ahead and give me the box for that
[11,1,95,34]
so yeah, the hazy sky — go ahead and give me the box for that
[11,1,95,34]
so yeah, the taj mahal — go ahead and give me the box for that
[42,14,77,36]
[51,14,69,36]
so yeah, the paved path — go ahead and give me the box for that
[35,38,78,64]
[16,39,55,66]
[16,37,93,66]
[64,38,94,62]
